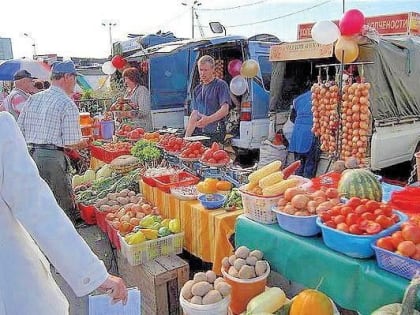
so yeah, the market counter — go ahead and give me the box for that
[235,215,420,315]
[141,181,242,274]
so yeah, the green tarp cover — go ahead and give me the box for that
[235,215,420,315]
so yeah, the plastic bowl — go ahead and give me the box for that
[198,193,226,210]
[272,207,320,237]
[316,210,408,258]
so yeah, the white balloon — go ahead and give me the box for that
[101,61,116,75]
[311,21,341,45]
[230,75,248,96]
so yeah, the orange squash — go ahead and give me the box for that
[289,289,334,315]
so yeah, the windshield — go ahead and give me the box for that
[258,55,271,91]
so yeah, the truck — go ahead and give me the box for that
[126,35,280,155]
[269,34,420,176]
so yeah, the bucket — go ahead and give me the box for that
[221,263,270,314]
[180,294,230,315]
[100,120,114,140]
[415,151,420,180]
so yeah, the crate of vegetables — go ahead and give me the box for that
[90,142,132,164]
[154,171,199,193]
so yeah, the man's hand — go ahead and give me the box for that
[98,274,128,305]
[196,115,211,128]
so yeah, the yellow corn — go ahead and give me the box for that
[248,161,282,184]
[262,178,299,196]
[259,171,284,189]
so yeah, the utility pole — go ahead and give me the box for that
[23,33,37,59]
[102,21,117,56]
[182,0,202,38]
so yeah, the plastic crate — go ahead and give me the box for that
[372,244,420,279]
[141,174,157,187]
[119,232,184,266]
[89,144,131,164]
[94,208,111,233]
[272,207,320,236]
[154,172,199,193]
[238,187,279,224]
[105,220,121,250]
[78,203,97,225]
[316,211,408,258]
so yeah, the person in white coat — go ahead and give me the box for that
[0,111,128,314]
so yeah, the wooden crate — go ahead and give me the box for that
[117,254,189,315]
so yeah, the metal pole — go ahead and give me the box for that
[191,6,195,38]
[108,23,113,56]
[342,0,345,13]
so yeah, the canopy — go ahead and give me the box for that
[0,59,51,81]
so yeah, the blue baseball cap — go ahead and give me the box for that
[51,61,77,75]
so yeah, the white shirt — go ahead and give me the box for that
[0,112,108,315]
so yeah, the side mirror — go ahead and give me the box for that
[209,22,226,35]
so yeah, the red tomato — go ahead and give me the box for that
[401,225,420,244]
[375,215,393,229]
[333,215,346,225]
[397,241,416,257]
[211,142,220,151]
[379,204,393,216]
[336,223,349,233]
[349,224,363,235]
[340,206,353,216]
[347,197,362,208]
[213,150,228,161]
[365,222,382,235]
[208,158,217,164]
[202,149,213,160]
[391,231,405,248]
[361,212,375,221]
[319,212,331,222]
[374,209,384,216]
[365,200,380,212]
[355,205,369,215]
[376,236,395,251]
[345,213,359,226]
[390,213,400,224]
[324,220,336,228]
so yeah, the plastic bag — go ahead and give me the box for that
[388,187,420,215]
[258,140,288,168]
[282,117,294,143]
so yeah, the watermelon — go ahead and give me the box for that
[338,168,382,201]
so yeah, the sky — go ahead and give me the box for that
[1,0,419,59]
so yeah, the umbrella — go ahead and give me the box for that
[0,59,51,81]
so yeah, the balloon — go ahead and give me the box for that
[101,61,116,75]
[334,36,359,63]
[111,55,127,69]
[339,9,365,36]
[311,21,341,45]
[227,59,242,77]
[240,59,259,78]
[230,75,247,96]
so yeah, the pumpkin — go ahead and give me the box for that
[289,289,334,315]
[337,168,382,201]
[371,275,420,315]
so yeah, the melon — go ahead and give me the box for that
[338,169,382,201]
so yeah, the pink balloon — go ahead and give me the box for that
[339,9,365,36]
[228,59,242,77]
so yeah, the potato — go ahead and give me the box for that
[202,290,222,305]
[190,295,203,305]
[221,256,230,270]
[127,190,136,197]
[206,270,217,284]
[238,264,255,279]
[228,254,237,266]
[213,277,225,288]
[193,272,207,283]
[249,249,263,260]
[235,246,250,259]
[246,255,258,266]
[215,281,231,297]
[181,280,195,299]
[191,281,212,297]
[228,266,239,278]
[233,258,246,271]
[255,260,268,277]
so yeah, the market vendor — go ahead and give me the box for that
[121,67,152,131]
[185,55,231,143]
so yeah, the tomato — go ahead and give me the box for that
[202,149,214,160]
[390,213,400,224]
[365,200,380,212]
[211,142,220,151]
[213,150,228,161]
[324,220,336,228]
[355,205,369,215]
[397,240,416,257]
[349,224,363,235]
[376,236,395,251]
[336,223,349,233]
[373,209,384,216]
[375,215,393,229]
[360,212,375,221]
[391,231,405,248]
[401,225,420,243]
[333,215,346,225]
[412,245,420,260]
[340,206,353,216]
[319,212,331,223]
[365,222,382,235]
[379,204,393,216]
[208,158,217,164]
[346,197,362,208]
[345,213,359,226]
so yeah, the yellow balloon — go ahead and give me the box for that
[334,36,359,63]
[240,59,259,78]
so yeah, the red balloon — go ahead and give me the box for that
[111,55,127,69]
[339,9,365,36]
[228,59,242,77]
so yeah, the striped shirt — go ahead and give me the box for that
[18,86,82,147]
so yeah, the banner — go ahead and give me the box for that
[269,40,333,62]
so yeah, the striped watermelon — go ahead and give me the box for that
[338,169,382,201]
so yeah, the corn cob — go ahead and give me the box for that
[259,171,284,189]
[248,161,282,184]
[262,178,299,196]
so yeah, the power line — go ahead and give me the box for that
[225,0,333,28]
[199,0,267,11]
[145,8,190,33]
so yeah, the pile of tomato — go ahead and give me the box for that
[100,141,132,152]
[376,215,420,260]
[319,197,400,235]
[158,135,186,153]
[201,142,230,165]
[179,141,206,159]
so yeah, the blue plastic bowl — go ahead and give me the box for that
[272,207,320,237]
[198,193,226,210]
[316,210,408,259]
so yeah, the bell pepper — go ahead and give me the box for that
[169,218,181,233]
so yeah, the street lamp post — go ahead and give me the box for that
[102,21,117,57]
[23,33,37,59]
[181,0,202,39]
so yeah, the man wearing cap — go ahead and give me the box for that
[18,61,88,225]
[2,70,38,120]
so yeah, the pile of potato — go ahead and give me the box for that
[181,270,231,305]
[95,189,143,210]
[222,246,268,279]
